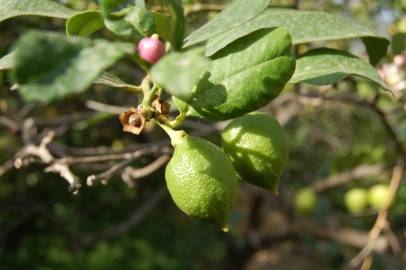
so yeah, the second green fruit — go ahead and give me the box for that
[221,113,289,193]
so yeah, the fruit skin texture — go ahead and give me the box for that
[345,188,368,213]
[368,184,390,210]
[294,188,318,215]
[221,113,289,192]
[165,135,239,229]
[137,35,165,64]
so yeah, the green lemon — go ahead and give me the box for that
[221,113,289,193]
[345,188,368,213]
[294,188,318,215]
[165,135,239,229]
[368,184,390,210]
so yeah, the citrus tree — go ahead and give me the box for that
[0,0,405,269]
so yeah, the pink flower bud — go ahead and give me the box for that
[137,35,165,64]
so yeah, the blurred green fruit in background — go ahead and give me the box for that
[345,188,368,213]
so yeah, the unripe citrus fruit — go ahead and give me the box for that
[137,35,165,63]
[165,135,239,229]
[294,188,318,215]
[221,113,289,193]
[368,184,390,210]
[345,188,368,213]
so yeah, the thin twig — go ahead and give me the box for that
[312,164,388,192]
[121,154,170,187]
[13,131,81,193]
[0,159,16,177]
[350,159,405,268]
[86,147,171,186]
[297,91,406,158]
[86,100,128,115]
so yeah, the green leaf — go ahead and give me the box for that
[150,49,211,101]
[290,48,389,90]
[12,31,133,103]
[392,33,406,54]
[205,8,389,63]
[99,0,156,39]
[362,37,389,66]
[100,0,134,15]
[125,6,156,37]
[185,28,295,120]
[153,12,173,43]
[99,0,137,38]
[0,0,75,23]
[66,10,104,36]
[183,0,271,48]
[0,51,15,71]
[158,0,185,50]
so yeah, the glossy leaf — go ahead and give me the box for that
[151,49,211,101]
[66,10,104,36]
[0,0,75,23]
[290,48,389,90]
[99,0,155,39]
[183,0,271,48]
[99,0,140,38]
[0,51,15,71]
[185,28,295,120]
[158,0,185,50]
[205,8,389,63]
[12,31,133,103]
[125,6,156,37]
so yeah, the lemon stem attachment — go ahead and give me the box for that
[168,111,187,128]
[157,122,187,147]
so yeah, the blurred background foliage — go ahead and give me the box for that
[0,0,406,269]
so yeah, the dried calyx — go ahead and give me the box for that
[119,107,146,135]
[119,98,171,135]
[152,99,170,116]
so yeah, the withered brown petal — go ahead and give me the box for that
[119,107,146,135]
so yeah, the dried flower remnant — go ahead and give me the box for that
[152,99,171,116]
[119,107,146,135]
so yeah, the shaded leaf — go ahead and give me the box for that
[158,0,185,50]
[0,0,75,23]
[99,0,181,46]
[153,12,173,43]
[290,48,389,90]
[12,31,133,103]
[183,0,271,48]
[151,49,211,101]
[100,0,155,39]
[66,10,104,36]
[125,6,156,37]
[186,28,295,120]
[0,51,15,71]
[205,8,389,63]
